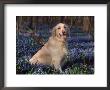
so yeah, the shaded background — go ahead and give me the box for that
[16,16,94,74]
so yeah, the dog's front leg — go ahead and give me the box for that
[59,66,63,73]
[52,60,63,73]
[56,65,63,73]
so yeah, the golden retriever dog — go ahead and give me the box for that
[29,23,69,72]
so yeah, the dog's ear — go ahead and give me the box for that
[65,24,69,31]
[52,26,56,37]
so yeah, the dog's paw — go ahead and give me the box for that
[29,59,38,65]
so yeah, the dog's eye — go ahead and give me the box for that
[58,27,61,29]
[64,25,67,29]
[64,26,67,29]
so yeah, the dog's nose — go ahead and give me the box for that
[62,31,66,35]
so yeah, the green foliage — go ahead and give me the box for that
[67,64,93,74]
[16,59,94,74]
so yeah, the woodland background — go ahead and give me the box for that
[16,16,94,33]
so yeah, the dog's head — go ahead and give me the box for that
[52,23,69,41]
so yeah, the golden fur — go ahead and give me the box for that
[29,23,69,72]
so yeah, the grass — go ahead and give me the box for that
[16,57,94,74]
